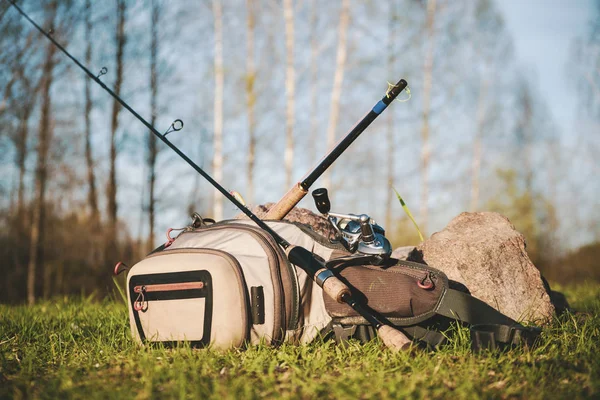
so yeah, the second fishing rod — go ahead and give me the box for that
[8,1,413,351]
[265,79,408,219]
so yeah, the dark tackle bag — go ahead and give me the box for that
[320,257,541,350]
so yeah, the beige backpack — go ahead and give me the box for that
[126,220,343,348]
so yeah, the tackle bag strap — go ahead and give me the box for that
[437,288,517,326]
[323,322,377,344]
[400,325,446,347]
[437,289,542,350]
[470,324,542,351]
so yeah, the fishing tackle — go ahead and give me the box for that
[9,1,413,351]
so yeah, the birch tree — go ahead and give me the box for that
[467,0,513,212]
[84,0,99,221]
[246,0,257,204]
[147,0,160,251]
[308,0,319,165]
[385,0,397,230]
[212,0,224,220]
[419,0,437,236]
[323,0,349,190]
[106,0,127,254]
[283,0,295,189]
[469,76,487,211]
[27,2,57,304]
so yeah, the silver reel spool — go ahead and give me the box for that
[312,188,392,259]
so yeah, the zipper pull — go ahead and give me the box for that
[133,286,147,311]
[417,272,434,290]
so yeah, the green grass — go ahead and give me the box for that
[1,284,599,399]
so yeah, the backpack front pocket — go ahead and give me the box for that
[127,250,250,348]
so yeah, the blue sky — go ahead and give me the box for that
[495,0,594,135]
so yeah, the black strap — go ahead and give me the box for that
[438,289,541,350]
[437,289,518,326]
[470,324,542,351]
[400,325,447,347]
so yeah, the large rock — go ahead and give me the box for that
[406,212,555,324]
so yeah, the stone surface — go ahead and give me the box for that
[406,212,556,324]
[391,246,414,261]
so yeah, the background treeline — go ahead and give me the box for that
[0,0,598,304]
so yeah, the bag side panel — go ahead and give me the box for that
[263,221,336,344]
[127,251,248,349]
[169,229,282,344]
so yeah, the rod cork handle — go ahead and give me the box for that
[377,325,413,352]
[315,268,351,303]
[265,183,308,220]
[285,245,350,303]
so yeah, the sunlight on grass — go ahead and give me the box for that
[1,284,598,399]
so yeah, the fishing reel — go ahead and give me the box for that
[312,188,392,259]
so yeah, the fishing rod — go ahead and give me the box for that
[265,79,408,220]
[8,1,412,350]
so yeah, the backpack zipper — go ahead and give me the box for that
[134,282,205,293]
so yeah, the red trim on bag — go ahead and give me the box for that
[133,282,204,293]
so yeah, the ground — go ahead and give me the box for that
[1,283,598,399]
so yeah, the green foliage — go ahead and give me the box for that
[543,242,600,283]
[387,216,426,249]
[1,285,599,399]
[392,188,424,242]
[486,169,558,266]
[0,204,146,304]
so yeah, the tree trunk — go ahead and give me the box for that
[283,0,295,189]
[107,0,126,254]
[470,78,488,211]
[4,50,35,219]
[385,0,397,230]
[84,0,99,222]
[419,0,437,236]
[212,0,224,220]
[245,0,256,204]
[27,4,57,304]
[16,103,32,218]
[147,0,159,252]
[323,0,350,190]
[518,85,533,193]
[308,0,319,165]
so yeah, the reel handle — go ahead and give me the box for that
[312,188,331,214]
[359,214,375,243]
